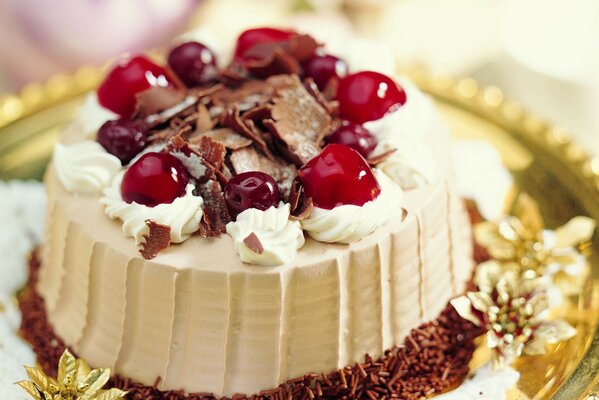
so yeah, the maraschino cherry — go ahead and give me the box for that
[97,55,174,117]
[97,119,148,165]
[224,171,281,218]
[325,121,377,158]
[298,144,381,210]
[234,27,295,61]
[303,54,348,91]
[167,41,218,87]
[121,152,189,207]
[337,71,407,124]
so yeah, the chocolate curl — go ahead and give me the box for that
[139,220,171,260]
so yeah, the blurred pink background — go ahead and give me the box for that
[0,0,201,89]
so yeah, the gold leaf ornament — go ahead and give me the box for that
[451,271,575,368]
[16,350,127,400]
[474,195,595,293]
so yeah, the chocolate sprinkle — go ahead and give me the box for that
[20,250,482,400]
[243,233,264,254]
[139,220,171,259]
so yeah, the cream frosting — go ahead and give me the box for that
[226,203,305,266]
[75,93,118,139]
[101,174,203,244]
[375,135,437,189]
[301,170,403,244]
[53,141,121,194]
[364,79,440,189]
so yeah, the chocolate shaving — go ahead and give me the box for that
[229,147,296,197]
[221,105,271,156]
[290,197,313,221]
[196,104,215,133]
[196,135,226,171]
[197,179,231,236]
[368,148,398,166]
[135,86,187,119]
[288,177,313,220]
[304,78,337,116]
[263,76,331,165]
[243,233,264,254]
[245,47,300,79]
[139,220,171,260]
[166,136,212,182]
[188,128,252,150]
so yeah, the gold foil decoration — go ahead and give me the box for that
[451,270,576,369]
[475,194,596,294]
[16,349,126,400]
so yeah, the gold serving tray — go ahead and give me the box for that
[0,68,598,400]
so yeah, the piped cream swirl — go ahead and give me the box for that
[54,141,121,194]
[226,203,305,266]
[101,173,203,244]
[301,170,403,244]
[75,93,118,139]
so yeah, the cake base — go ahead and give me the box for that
[19,250,484,400]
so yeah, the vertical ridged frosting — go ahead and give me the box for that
[38,98,473,398]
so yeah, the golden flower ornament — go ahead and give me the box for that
[451,270,576,369]
[475,194,596,294]
[16,349,126,400]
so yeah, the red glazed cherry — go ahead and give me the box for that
[97,119,148,165]
[121,152,189,207]
[97,55,174,117]
[325,121,377,158]
[167,41,218,87]
[337,71,407,124]
[234,27,295,60]
[298,144,381,210]
[303,54,348,91]
[224,171,281,218]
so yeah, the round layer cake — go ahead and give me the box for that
[36,27,473,397]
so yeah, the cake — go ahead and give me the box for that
[31,27,476,398]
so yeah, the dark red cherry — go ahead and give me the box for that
[298,144,381,210]
[303,54,348,91]
[337,71,407,124]
[121,152,189,207]
[97,55,174,117]
[234,27,295,61]
[167,41,218,87]
[97,119,148,165]
[325,121,377,158]
[224,171,281,218]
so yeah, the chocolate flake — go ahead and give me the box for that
[221,105,271,156]
[188,128,252,150]
[197,179,231,237]
[264,75,331,165]
[368,148,398,167]
[243,233,264,254]
[288,177,313,220]
[135,87,188,120]
[139,220,171,260]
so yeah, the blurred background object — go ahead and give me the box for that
[0,0,200,89]
[0,0,597,155]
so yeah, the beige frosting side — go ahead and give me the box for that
[38,100,474,397]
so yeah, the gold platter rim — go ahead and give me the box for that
[1,66,598,400]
